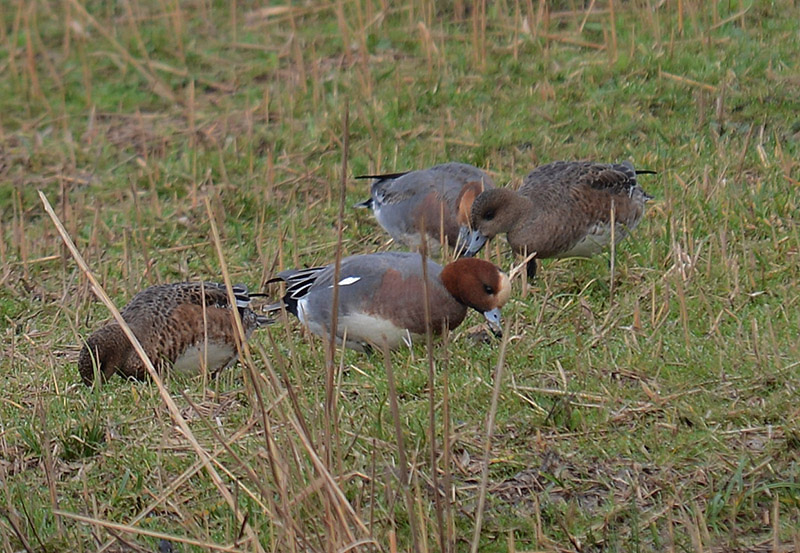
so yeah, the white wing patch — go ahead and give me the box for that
[332,276,361,287]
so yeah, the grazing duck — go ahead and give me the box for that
[355,162,495,253]
[78,282,270,385]
[268,252,511,351]
[463,161,654,278]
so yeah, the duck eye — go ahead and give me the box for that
[483,284,494,295]
[484,210,495,221]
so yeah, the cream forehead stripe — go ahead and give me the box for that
[495,272,511,306]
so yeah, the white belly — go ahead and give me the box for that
[338,311,413,349]
[559,222,630,258]
[173,342,237,375]
[298,298,412,350]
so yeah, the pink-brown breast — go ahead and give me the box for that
[368,267,467,336]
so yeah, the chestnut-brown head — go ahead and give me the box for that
[440,258,511,335]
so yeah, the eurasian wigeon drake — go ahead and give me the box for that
[268,252,511,352]
[463,161,654,278]
[78,282,270,385]
[355,162,495,253]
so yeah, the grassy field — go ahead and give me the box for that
[1,0,799,551]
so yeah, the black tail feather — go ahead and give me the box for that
[354,171,409,181]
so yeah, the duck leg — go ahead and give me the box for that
[526,258,538,280]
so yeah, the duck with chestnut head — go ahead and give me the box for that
[268,251,511,351]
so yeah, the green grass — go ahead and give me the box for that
[1,1,799,551]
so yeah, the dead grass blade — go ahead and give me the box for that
[53,510,249,552]
[325,102,350,477]
[39,191,266,553]
[383,342,423,553]
[206,197,304,551]
[468,254,530,553]
[95,418,261,553]
[418,218,447,553]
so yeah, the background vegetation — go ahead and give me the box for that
[1,0,798,551]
